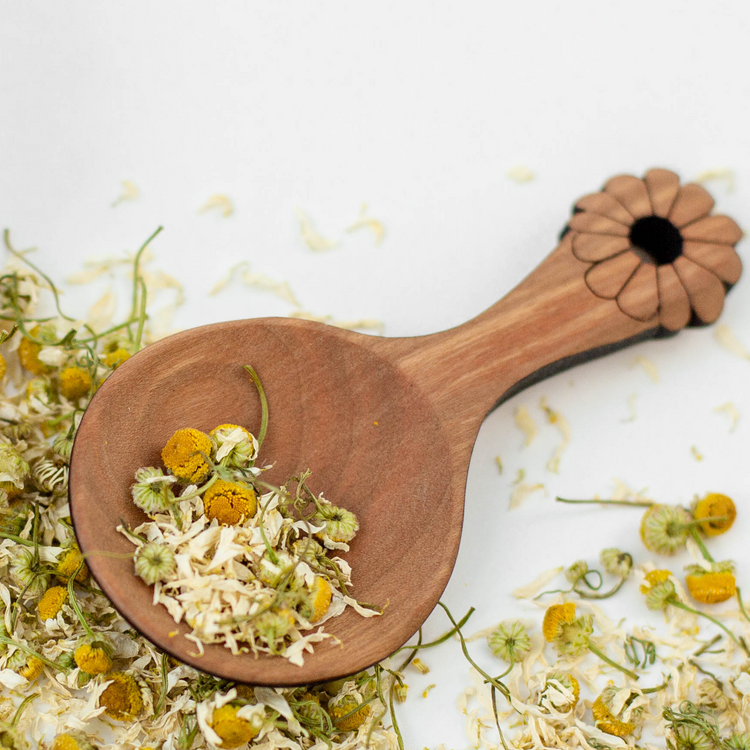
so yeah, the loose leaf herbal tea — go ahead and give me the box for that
[120,366,378,665]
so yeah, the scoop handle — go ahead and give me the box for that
[388,209,738,441]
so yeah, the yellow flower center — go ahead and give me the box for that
[0,352,6,381]
[99,672,144,720]
[57,544,88,583]
[308,576,333,623]
[203,480,257,525]
[18,327,51,376]
[210,704,259,748]
[59,367,93,400]
[694,493,736,536]
[542,602,576,642]
[640,568,672,593]
[38,585,68,620]
[330,696,371,731]
[591,694,636,737]
[50,734,87,750]
[162,428,213,483]
[18,655,45,681]
[103,348,131,369]
[686,570,737,604]
[74,643,113,675]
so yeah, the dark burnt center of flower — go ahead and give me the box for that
[629,216,683,265]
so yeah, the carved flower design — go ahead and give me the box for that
[564,169,743,330]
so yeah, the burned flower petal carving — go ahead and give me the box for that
[565,168,743,330]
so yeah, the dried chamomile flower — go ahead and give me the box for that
[50,732,96,750]
[315,503,359,543]
[695,679,729,712]
[640,569,677,611]
[17,654,45,681]
[59,366,93,400]
[543,602,592,657]
[52,433,74,459]
[17,325,53,375]
[202,480,257,525]
[640,504,692,555]
[161,427,214,483]
[0,724,27,750]
[131,466,176,514]
[487,620,531,663]
[0,439,30,499]
[299,576,333,623]
[329,694,372,731]
[565,560,589,584]
[394,682,409,703]
[37,585,68,620]
[10,547,50,596]
[73,635,114,675]
[541,671,580,711]
[669,721,716,750]
[727,734,750,750]
[254,609,296,653]
[209,703,260,748]
[134,542,176,585]
[103,348,131,369]
[32,456,68,494]
[600,548,633,577]
[693,492,736,536]
[56,543,88,583]
[98,672,145,720]
[210,423,257,467]
[685,561,736,604]
[591,683,643,737]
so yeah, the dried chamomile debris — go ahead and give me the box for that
[121,367,377,665]
[0,229,401,750]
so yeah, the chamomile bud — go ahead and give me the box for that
[600,548,633,578]
[314,504,359,543]
[685,562,736,604]
[73,635,114,675]
[209,424,258,468]
[103,348,131,369]
[131,467,176,514]
[329,694,371,731]
[209,704,260,748]
[18,326,53,376]
[299,576,333,623]
[59,367,93,401]
[640,569,676,611]
[161,428,214,484]
[202,480,257,525]
[565,560,588,584]
[693,493,736,537]
[727,734,750,750]
[591,683,643,737]
[255,609,295,652]
[38,585,67,621]
[56,543,88,583]
[52,433,74,460]
[695,679,729,712]
[17,654,45,681]
[0,723,26,750]
[98,672,145,720]
[134,542,176,585]
[540,671,580,711]
[640,504,692,555]
[32,457,68,494]
[487,621,531,664]
[394,683,409,703]
[542,602,592,657]
[10,548,49,597]
[670,722,715,750]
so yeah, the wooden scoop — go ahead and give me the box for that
[69,169,742,686]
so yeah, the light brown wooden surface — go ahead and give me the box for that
[69,170,743,686]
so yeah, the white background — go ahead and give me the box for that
[1,2,749,746]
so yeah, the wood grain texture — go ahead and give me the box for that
[69,170,743,686]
